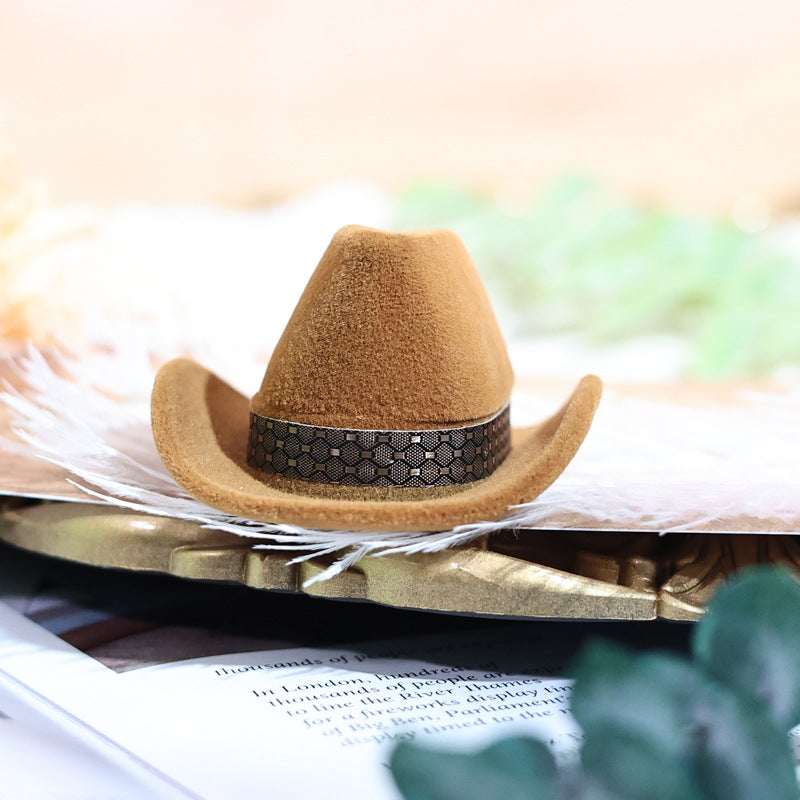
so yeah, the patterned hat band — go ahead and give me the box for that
[247,404,511,488]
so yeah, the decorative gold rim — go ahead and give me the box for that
[3,499,793,621]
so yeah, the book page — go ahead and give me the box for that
[0,603,580,799]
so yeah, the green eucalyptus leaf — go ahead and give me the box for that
[570,641,707,800]
[685,682,799,800]
[551,770,630,800]
[693,565,800,732]
[389,736,557,800]
[572,638,799,800]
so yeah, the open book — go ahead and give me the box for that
[0,541,694,800]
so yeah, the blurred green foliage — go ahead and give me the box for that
[390,566,800,800]
[394,179,800,378]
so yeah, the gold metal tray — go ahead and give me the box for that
[3,499,797,621]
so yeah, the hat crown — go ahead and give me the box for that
[252,225,514,429]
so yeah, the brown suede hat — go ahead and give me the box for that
[151,225,601,532]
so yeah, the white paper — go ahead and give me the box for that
[0,669,199,799]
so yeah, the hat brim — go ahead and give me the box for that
[151,358,602,532]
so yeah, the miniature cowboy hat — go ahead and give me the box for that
[151,225,601,532]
